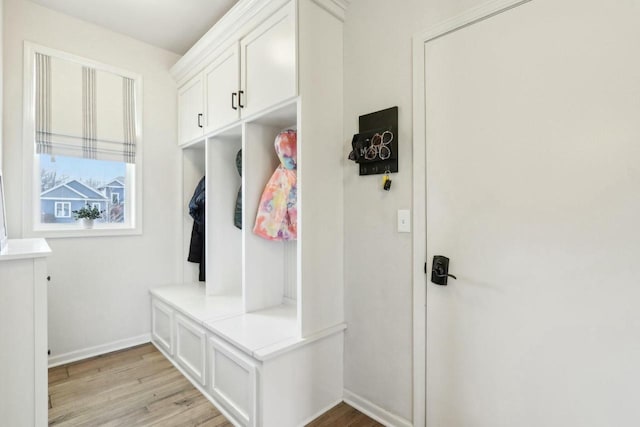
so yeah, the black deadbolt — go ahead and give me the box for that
[431,255,457,286]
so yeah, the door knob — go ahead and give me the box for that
[431,255,456,286]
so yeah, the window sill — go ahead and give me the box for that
[27,224,142,239]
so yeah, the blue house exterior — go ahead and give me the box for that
[40,179,109,224]
[97,179,125,223]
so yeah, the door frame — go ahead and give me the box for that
[411,1,532,425]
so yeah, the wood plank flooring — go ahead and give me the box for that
[49,343,383,426]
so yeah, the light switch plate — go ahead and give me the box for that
[397,209,411,233]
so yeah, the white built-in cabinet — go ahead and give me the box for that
[204,45,240,133]
[238,1,297,118]
[154,0,346,426]
[178,74,205,144]
[178,1,296,146]
[0,239,51,427]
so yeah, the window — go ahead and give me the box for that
[54,202,71,218]
[25,43,142,236]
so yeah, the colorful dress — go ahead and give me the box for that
[253,130,297,241]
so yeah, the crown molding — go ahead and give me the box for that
[170,0,281,82]
[170,0,350,83]
[311,0,350,21]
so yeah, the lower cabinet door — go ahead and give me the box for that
[175,314,207,386]
[209,336,258,427]
[151,299,173,355]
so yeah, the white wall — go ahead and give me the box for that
[3,0,181,359]
[343,0,485,422]
[0,0,3,167]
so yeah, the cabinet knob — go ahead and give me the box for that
[47,276,51,282]
[232,92,238,110]
[197,113,203,128]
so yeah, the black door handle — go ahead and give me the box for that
[232,92,238,110]
[238,90,245,108]
[430,255,456,286]
[197,113,203,128]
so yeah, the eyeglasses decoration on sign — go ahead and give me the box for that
[364,130,393,161]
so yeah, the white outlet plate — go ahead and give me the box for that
[397,209,411,233]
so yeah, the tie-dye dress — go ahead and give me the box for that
[253,129,297,241]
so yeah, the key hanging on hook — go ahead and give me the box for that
[382,170,392,191]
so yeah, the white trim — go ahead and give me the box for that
[309,0,349,22]
[40,182,87,198]
[31,225,142,239]
[33,258,48,426]
[111,192,120,204]
[151,298,174,355]
[174,313,207,386]
[23,41,143,238]
[25,41,142,81]
[171,0,350,84]
[299,398,343,426]
[411,1,532,426]
[209,335,257,426]
[0,172,7,252]
[414,0,532,43]
[343,389,413,427]
[170,0,283,82]
[41,197,107,201]
[54,201,71,218]
[47,333,151,368]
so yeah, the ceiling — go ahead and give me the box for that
[28,0,240,54]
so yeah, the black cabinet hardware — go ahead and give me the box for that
[238,90,245,108]
[232,92,238,110]
[431,255,457,286]
[197,113,203,128]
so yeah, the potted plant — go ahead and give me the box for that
[72,204,104,229]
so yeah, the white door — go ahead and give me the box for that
[423,0,640,426]
[178,74,204,145]
[204,44,241,133]
[240,1,296,118]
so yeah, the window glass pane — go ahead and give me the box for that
[39,154,128,225]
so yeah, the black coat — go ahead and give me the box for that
[188,177,206,281]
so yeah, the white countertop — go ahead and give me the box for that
[204,303,299,359]
[150,283,244,323]
[0,238,52,261]
[150,283,346,362]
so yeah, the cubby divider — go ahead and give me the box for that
[242,111,298,316]
[206,131,243,296]
[182,142,206,284]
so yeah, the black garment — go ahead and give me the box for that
[188,177,206,281]
[234,149,242,229]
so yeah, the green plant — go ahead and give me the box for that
[72,204,104,220]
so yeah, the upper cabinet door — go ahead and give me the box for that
[204,44,241,133]
[178,74,204,145]
[240,1,296,118]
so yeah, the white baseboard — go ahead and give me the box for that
[298,398,343,426]
[48,333,151,368]
[343,389,413,427]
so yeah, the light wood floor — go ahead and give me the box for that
[49,343,383,426]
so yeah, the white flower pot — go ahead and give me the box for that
[81,218,95,229]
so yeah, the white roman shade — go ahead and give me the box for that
[35,53,138,163]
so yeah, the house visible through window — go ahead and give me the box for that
[27,43,141,234]
[39,154,127,224]
[54,202,71,218]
